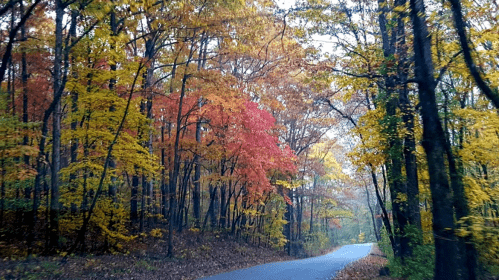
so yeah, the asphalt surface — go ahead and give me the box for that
[199,243,373,280]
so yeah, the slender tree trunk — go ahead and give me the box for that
[193,34,206,228]
[309,178,315,235]
[296,191,302,240]
[108,7,118,202]
[365,184,380,241]
[131,174,139,226]
[370,165,395,251]
[161,124,167,219]
[0,159,4,228]
[140,174,146,232]
[48,1,65,253]
[219,159,227,228]
[0,0,41,85]
[203,185,218,230]
[208,183,218,228]
[396,0,421,233]
[448,0,499,108]
[168,45,194,256]
[285,188,294,255]
[68,9,80,217]
[21,0,31,203]
[193,118,201,227]
[146,67,154,229]
[65,61,145,255]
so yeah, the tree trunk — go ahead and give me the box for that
[285,188,294,255]
[131,174,139,226]
[365,184,380,241]
[448,0,499,108]
[108,8,118,203]
[378,0,421,259]
[48,1,65,253]
[370,165,396,252]
[410,0,458,278]
[68,9,79,216]
[21,0,31,203]
[193,34,206,228]
[396,0,421,233]
[193,115,202,228]
[140,174,146,232]
[446,98,477,280]
[168,58,192,257]
[309,178,315,235]
[161,124,167,218]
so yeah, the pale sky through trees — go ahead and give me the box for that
[277,0,295,9]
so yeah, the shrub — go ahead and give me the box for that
[379,226,435,280]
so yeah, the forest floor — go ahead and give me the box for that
[0,230,340,280]
[332,244,401,280]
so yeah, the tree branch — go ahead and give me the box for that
[448,0,499,108]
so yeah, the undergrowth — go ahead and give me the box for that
[379,226,434,280]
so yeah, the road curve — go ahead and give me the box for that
[199,243,373,280]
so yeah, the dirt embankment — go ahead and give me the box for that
[333,245,401,280]
[0,231,297,280]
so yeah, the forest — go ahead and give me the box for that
[0,0,498,279]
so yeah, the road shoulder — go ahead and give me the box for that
[332,244,402,280]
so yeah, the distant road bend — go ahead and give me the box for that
[199,243,373,280]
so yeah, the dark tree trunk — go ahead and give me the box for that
[178,159,193,232]
[193,34,206,228]
[161,124,167,218]
[365,184,380,241]
[140,175,146,232]
[309,178,315,234]
[296,190,302,240]
[208,183,219,228]
[446,98,477,280]
[378,0,408,258]
[193,116,202,228]
[410,0,458,278]
[21,0,31,203]
[131,174,139,225]
[108,8,118,204]
[168,55,193,257]
[285,189,294,255]
[48,1,65,253]
[0,0,41,84]
[448,0,499,108]
[0,159,4,228]
[371,165,396,252]
[203,185,218,230]
[68,9,79,216]
[378,0,422,260]
[396,0,421,232]
[220,183,227,228]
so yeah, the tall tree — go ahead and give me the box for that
[410,0,458,278]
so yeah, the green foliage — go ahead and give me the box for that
[303,231,330,255]
[135,259,157,271]
[378,227,393,259]
[379,226,435,280]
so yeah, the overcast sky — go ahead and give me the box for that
[276,0,297,9]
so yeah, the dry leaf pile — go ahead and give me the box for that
[0,231,296,280]
[333,245,402,280]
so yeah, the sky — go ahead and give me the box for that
[276,0,296,9]
[275,0,337,54]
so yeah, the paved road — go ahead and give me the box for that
[199,243,373,280]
